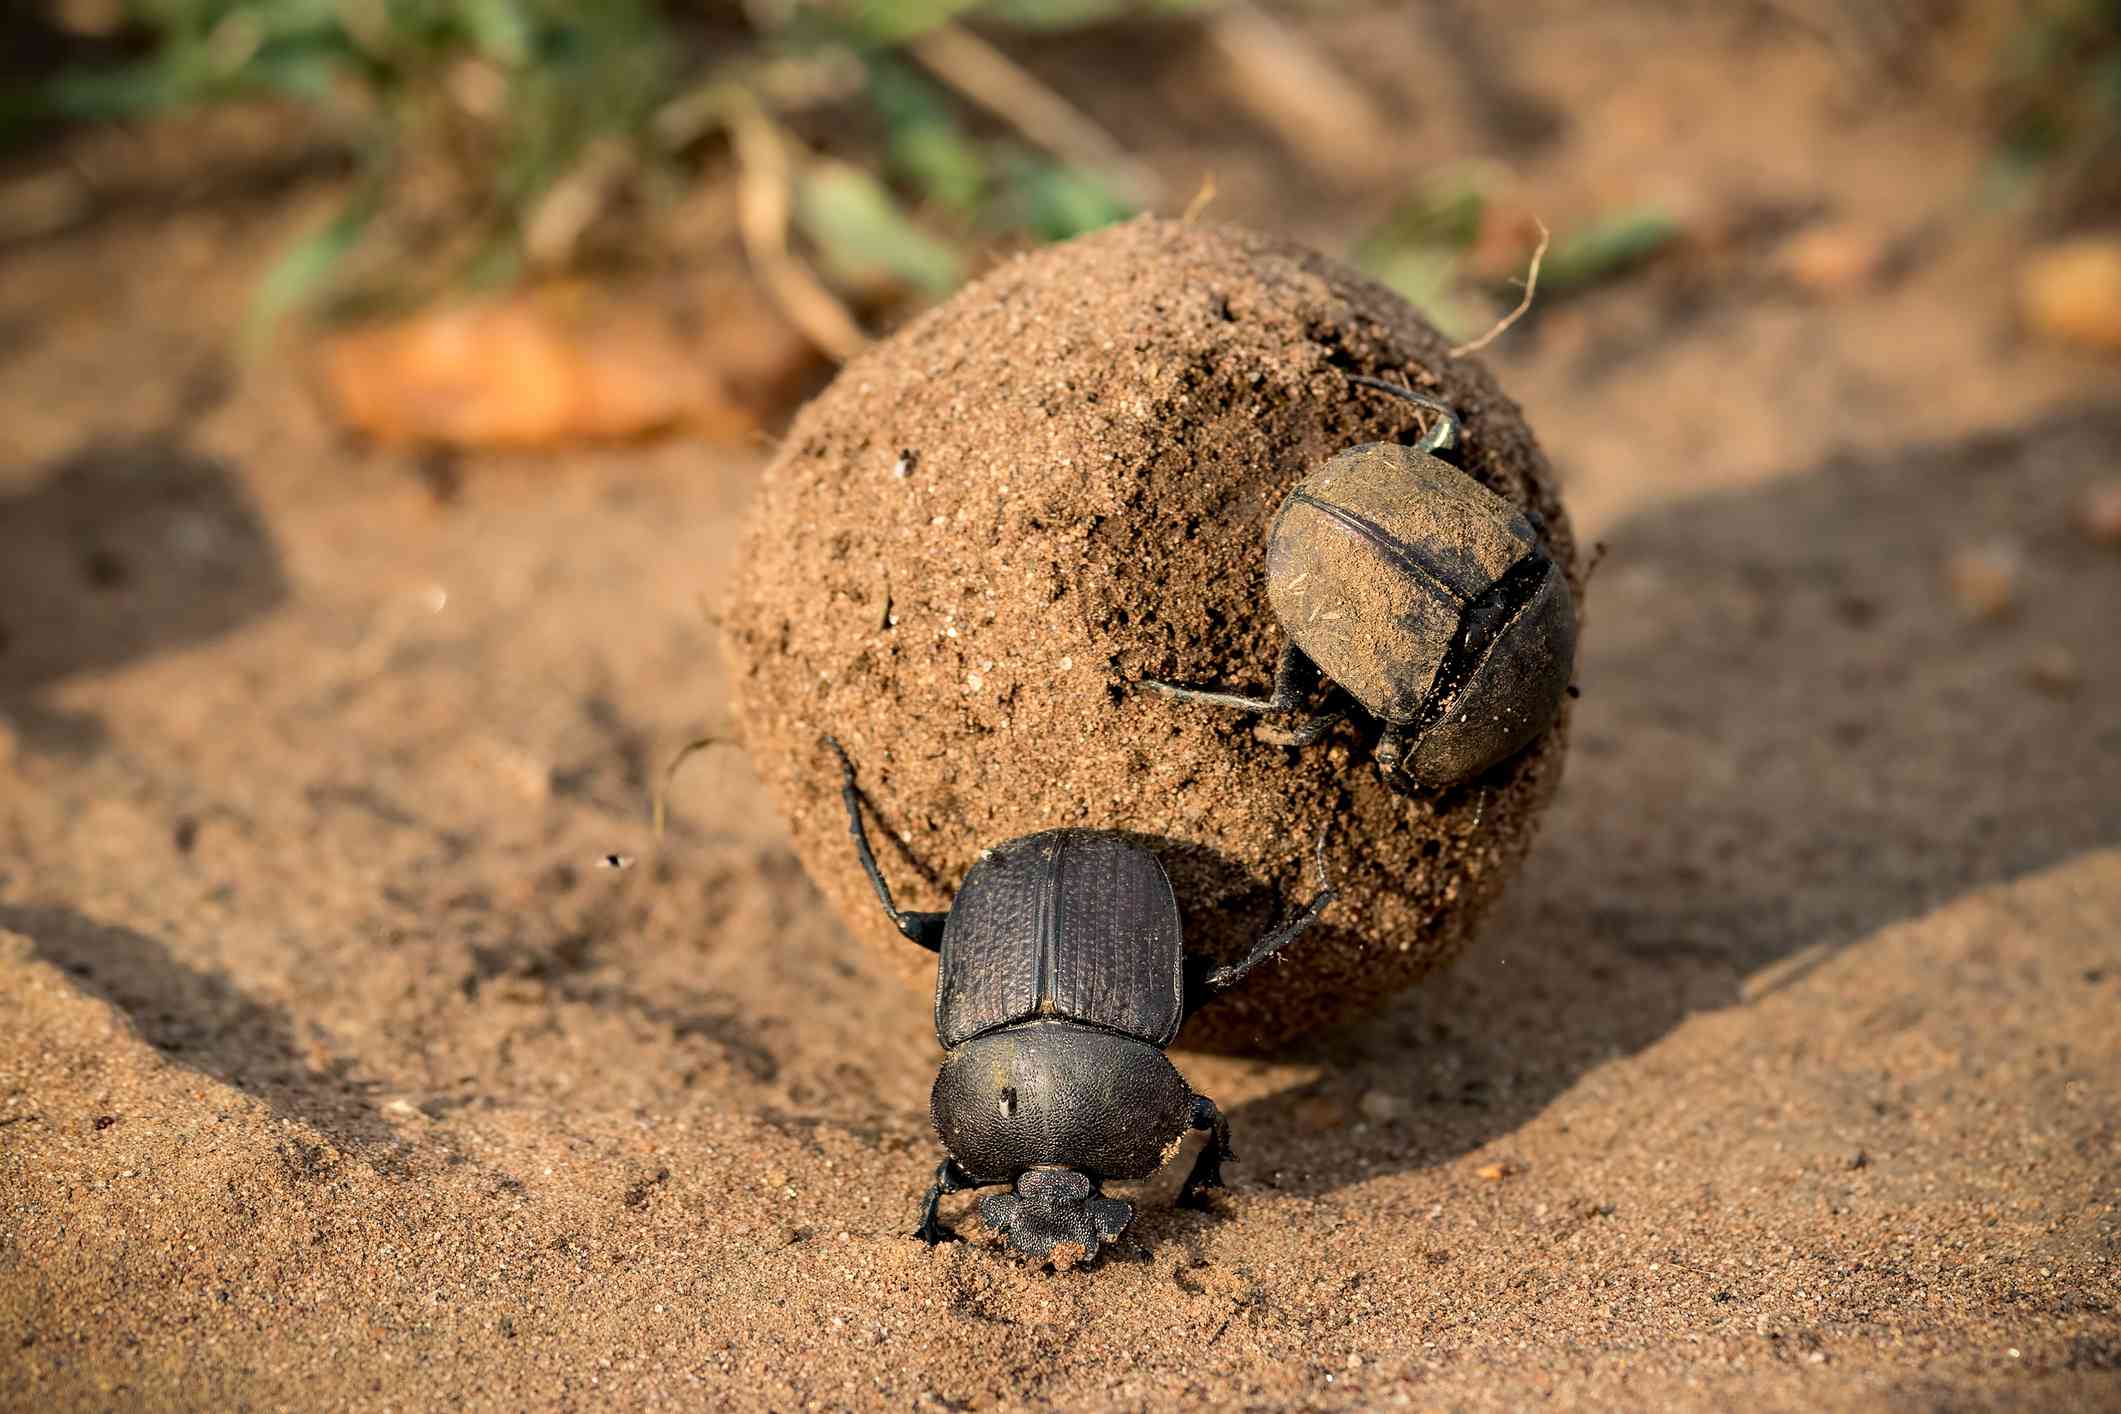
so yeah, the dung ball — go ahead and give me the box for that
[722,217,1581,1052]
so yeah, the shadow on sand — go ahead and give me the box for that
[2,905,403,1156]
[0,438,285,754]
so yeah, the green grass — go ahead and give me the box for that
[13,0,1149,332]
[1984,0,2121,219]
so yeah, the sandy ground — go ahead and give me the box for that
[4,4,2119,1409]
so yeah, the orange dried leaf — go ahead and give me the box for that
[320,281,820,450]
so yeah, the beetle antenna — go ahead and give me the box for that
[1346,374,1462,458]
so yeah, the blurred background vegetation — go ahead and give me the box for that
[5,2,2113,338]
[1,0,2116,450]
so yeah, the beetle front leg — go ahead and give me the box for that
[824,735,947,951]
[1140,640,1316,718]
[913,1156,983,1245]
[1253,702,1346,748]
[1188,828,1338,1007]
[1177,1095,1235,1209]
[1346,374,1463,459]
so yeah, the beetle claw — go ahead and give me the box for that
[913,1219,962,1246]
[1176,1176,1225,1210]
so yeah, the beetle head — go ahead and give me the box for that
[977,1168,1133,1268]
[1369,552,1578,793]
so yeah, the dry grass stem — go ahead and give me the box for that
[1450,220,1548,358]
[652,736,728,844]
[1205,4,1398,188]
[1181,172,1218,224]
[910,22,1163,207]
[729,101,871,360]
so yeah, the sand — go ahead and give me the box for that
[5,358,2117,1409]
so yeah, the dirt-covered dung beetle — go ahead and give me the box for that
[825,738,1335,1266]
[1143,375,1577,792]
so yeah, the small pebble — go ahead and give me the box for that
[2020,238,2121,354]
[2075,481,2121,547]
[2023,646,2082,697]
[1357,1089,1405,1123]
[1776,222,1893,296]
[1291,1094,1350,1132]
[1946,544,2022,623]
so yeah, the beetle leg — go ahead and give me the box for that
[1372,723,1412,783]
[1141,640,1315,718]
[913,1156,983,1245]
[824,735,948,951]
[1346,374,1463,459]
[1177,1095,1235,1209]
[1192,826,1338,1001]
[1253,701,1346,749]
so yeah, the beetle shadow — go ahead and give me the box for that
[1106,827,1332,964]
[1,905,401,1155]
[1219,400,2121,1196]
[0,438,286,746]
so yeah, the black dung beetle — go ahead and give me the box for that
[1143,375,1578,792]
[825,738,1336,1266]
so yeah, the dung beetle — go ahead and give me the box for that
[1143,375,1577,792]
[825,738,1335,1266]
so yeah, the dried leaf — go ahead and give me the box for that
[319,280,819,449]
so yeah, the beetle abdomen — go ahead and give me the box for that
[934,830,1185,1048]
[932,1021,1194,1182]
[1266,443,1541,724]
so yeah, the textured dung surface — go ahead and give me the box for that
[723,217,1579,1052]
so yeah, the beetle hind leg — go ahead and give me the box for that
[1177,1095,1235,1209]
[913,1157,982,1245]
[1141,641,1316,719]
